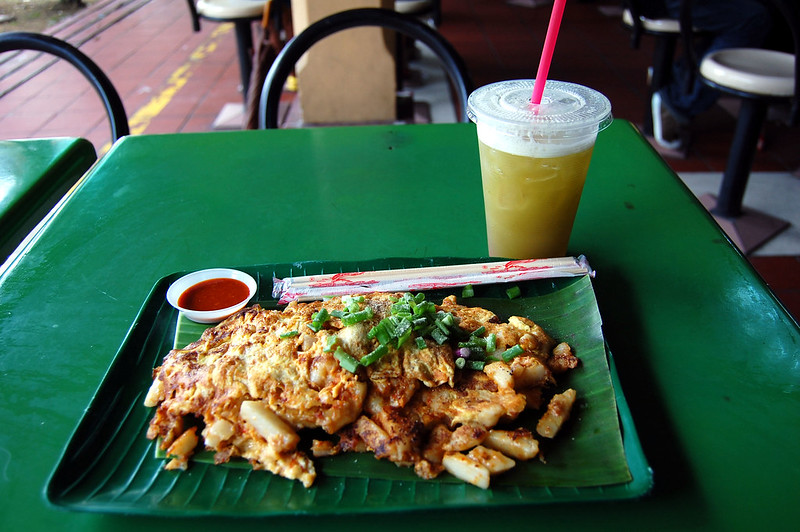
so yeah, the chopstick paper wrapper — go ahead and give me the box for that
[273,256,594,303]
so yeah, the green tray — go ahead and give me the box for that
[46,258,653,516]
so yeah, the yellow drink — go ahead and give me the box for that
[478,141,594,259]
[468,80,611,258]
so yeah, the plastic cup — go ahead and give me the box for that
[467,80,612,259]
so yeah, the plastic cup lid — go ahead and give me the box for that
[467,80,612,136]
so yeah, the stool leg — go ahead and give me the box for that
[233,19,255,102]
[642,34,677,136]
[712,99,768,218]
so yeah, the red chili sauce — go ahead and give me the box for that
[177,278,250,311]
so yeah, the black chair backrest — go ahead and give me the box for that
[258,7,472,129]
[0,32,130,141]
[622,0,671,48]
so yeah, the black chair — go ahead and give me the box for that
[0,32,129,142]
[621,0,683,138]
[258,7,472,129]
[679,0,799,253]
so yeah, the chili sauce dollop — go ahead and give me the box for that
[177,278,250,311]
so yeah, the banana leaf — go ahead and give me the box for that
[170,274,628,487]
[47,258,652,516]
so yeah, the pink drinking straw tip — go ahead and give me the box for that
[531,0,568,107]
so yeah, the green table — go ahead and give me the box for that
[0,121,797,530]
[0,137,97,263]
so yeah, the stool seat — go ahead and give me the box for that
[700,48,795,97]
[197,0,266,20]
[395,1,433,14]
[622,8,680,34]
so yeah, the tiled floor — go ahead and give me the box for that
[1,0,798,320]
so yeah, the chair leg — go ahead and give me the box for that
[712,99,768,219]
[233,19,255,102]
[642,34,677,136]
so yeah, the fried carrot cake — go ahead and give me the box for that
[144,292,578,488]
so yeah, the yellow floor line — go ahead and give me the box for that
[99,23,233,153]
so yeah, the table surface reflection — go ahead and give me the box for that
[0,137,96,262]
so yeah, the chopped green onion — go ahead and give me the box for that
[364,292,472,353]
[472,325,486,337]
[279,330,300,338]
[506,286,522,299]
[340,306,374,326]
[486,333,496,352]
[466,360,485,371]
[501,344,524,362]
[439,312,456,327]
[392,302,412,315]
[368,321,392,346]
[412,317,428,329]
[308,308,330,331]
[461,284,474,298]
[470,346,487,360]
[342,295,365,306]
[455,357,466,369]
[415,301,436,316]
[430,327,448,345]
[333,347,359,373]
[393,316,412,336]
[323,335,338,352]
[396,329,413,348]
[361,344,389,366]
[416,324,434,337]
[383,317,398,337]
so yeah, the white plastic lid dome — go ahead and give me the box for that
[467,80,612,137]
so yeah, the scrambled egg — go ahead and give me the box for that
[144,293,578,488]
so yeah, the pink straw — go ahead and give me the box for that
[531,0,567,106]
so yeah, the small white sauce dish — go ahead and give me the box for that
[166,268,257,323]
